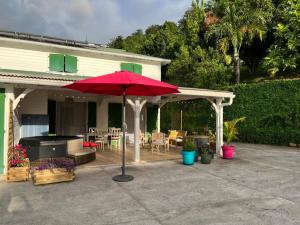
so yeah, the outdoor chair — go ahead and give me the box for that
[151,132,169,153]
[95,130,107,151]
[140,131,145,148]
[108,128,121,150]
[167,130,178,146]
[176,130,187,146]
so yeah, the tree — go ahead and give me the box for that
[166,0,233,89]
[179,0,206,49]
[207,0,274,83]
[142,22,185,59]
[167,45,232,89]
[264,0,300,76]
[108,29,145,54]
[108,36,124,49]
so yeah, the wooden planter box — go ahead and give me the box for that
[6,166,30,182]
[32,168,75,185]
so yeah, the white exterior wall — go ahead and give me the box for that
[0,42,162,81]
[0,47,48,72]
[20,90,48,115]
[97,96,122,130]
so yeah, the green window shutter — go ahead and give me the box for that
[108,103,122,128]
[147,105,158,133]
[65,55,78,73]
[133,64,142,75]
[49,54,64,72]
[120,63,134,72]
[88,102,97,128]
[0,89,5,174]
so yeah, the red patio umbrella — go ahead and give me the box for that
[63,71,179,182]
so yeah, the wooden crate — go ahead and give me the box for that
[6,166,30,182]
[32,168,75,185]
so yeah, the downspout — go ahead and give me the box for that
[219,97,234,153]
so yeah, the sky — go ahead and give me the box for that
[0,0,191,44]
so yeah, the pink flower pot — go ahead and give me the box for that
[222,145,235,159]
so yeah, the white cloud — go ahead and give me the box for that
[0,0,191,43]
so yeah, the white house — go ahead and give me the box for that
[0,31,235,175]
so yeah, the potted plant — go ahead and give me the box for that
[222,117,246,159]
[200,145,212,164]
[181,138,196,165]
[6,145,30,182]
[31,158,76,185]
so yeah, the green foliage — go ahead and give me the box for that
[223,117,246,144]
[160,99,214,133]
[109,29,145,53]
[206,0,274,83]
[167,45,233,89]
[225,79,300,145]
[107,0,298,84]
[179,0,206,49]
[183,138,196,151]
[263,0,300,76]
[143,22,185,59]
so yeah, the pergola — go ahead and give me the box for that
[127,87,235,162]
[1,72,235,164]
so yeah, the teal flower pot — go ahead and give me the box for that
[181,150,195,165]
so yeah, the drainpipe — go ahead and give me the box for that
[208,97,234,156]
[220,97,234,150]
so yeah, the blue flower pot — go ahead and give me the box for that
[181,150,195,165]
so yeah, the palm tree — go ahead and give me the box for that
[207,0,272,83]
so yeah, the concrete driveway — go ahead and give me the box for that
[0,143,300,225]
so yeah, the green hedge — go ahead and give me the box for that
[161,99,213,133]
[225,79,300,145]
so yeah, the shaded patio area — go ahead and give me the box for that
[84,145,182,167]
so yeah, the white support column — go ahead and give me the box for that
[157,106,161,132]
[127,98,147,162]
[216,98,223,156]
[219,104,224,151]
[3,86,14,175]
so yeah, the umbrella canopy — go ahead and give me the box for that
[63,70,179,182]
[63,70,179,96]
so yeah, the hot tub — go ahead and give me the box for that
[19,136,82,161]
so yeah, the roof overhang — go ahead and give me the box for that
[157,87,235,106]
[0,72,235,103]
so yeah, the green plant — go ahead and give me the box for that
[224,117,246,145]
[182,138,196,151]
[225,79,300,145]
[208,130,216,143]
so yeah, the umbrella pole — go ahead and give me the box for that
[121,93,126,176]
[113,91,134,182]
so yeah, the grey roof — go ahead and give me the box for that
[0,30,171,64]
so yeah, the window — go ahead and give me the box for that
[49,54,78,73]
[120,63,142,74]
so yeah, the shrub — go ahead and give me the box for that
[225,79,300,145]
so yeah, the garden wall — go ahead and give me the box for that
[225,79,300,145]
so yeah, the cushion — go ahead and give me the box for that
[83,142,90,147]
[168,130,178,140]
[67,138,83,155]
[89,142,97,147]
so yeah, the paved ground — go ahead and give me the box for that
[0,143,300,225]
